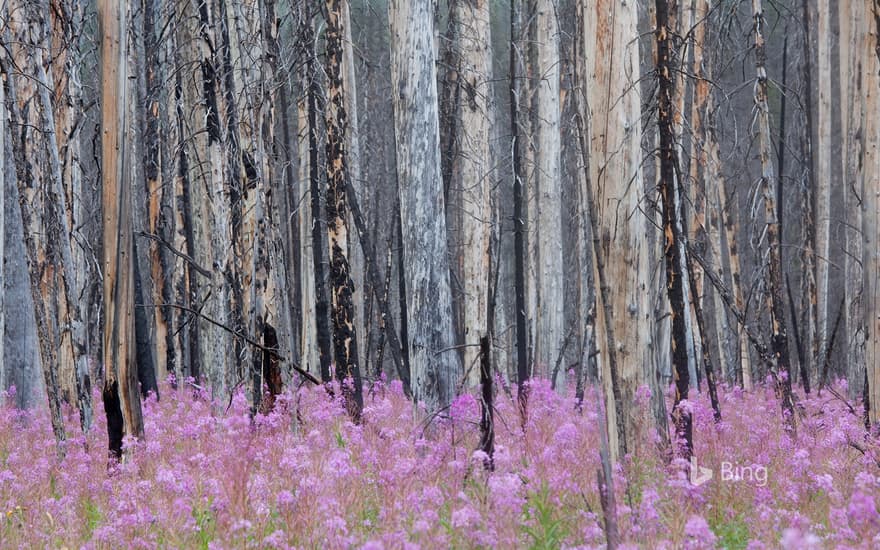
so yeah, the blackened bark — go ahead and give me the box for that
[396,203,411,385]
[345,177,411,394]
[217,0,247,387]
[479,335,494,470]
[175,72,200,383]
[260,324,282,413]
[103,381,124,459]
[786,275,811,393]
[510,0,529,419]
[656,0,692,456]
[307,55,333,384]
[325,0,364,420]
[819,299,844,390]
[134,243,158,397]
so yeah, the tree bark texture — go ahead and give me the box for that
[581,0,653,460]
[388,0,462,412]
[752,0,796,431]
[100,0,145,456]
[325,0,364,418]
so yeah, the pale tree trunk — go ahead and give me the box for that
[581,0,653,460]
[449,0,493,386]
[388,0,462,412]
[527,0,565,389]
[719,166,752,389]
[691,0,736,383]
[177,0,238,398]
[842,0,866,398]
[815,0,832,374]
[752,0,796,432]
[167,25,200,383]
[256,0,291,408]
[100,0,145,457]
[226,0,277,408]
[864,0,880,428]
[325,0,364,418]
[297,57,320,379]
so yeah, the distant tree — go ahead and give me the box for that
[751,0,796,433]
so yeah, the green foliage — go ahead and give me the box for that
[709,514,750,550]
[192,499,216,550]
[522,484,569,550]
[83,499,102,538]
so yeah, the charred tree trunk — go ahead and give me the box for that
[325,0,364,419]
[656,0,692,456]
[307,47,334,384]
[510,0,530,418]
[478,335,494,470]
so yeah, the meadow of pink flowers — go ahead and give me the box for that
[0,377,878,549]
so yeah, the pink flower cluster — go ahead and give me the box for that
[0,378,878,548]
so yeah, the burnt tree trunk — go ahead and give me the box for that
[307,46,334,384]
[325,0,364,419]
[510,0,530,420]
[656,0,692,457]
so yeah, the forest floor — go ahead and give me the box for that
[0,377,878,548]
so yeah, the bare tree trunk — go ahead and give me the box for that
[752,0,796,432]
[100,0,145,458]
[296,30,320,379]
[864,0,880,428]
[339,0,366,373]
[0,46,5,399]
[815,0,832,377]
[581,0,653,460]
[388,0,462,412]
[447,0,493,387]
[6,0,96,445]
[526,0,565,389]
[325,0,364,418]
[656,0,693,456]
[510,0,530,417]
[308,58,334,384]
[799,0,819,387]
[842,0,866,399]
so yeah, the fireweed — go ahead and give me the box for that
[0,377,878,548]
